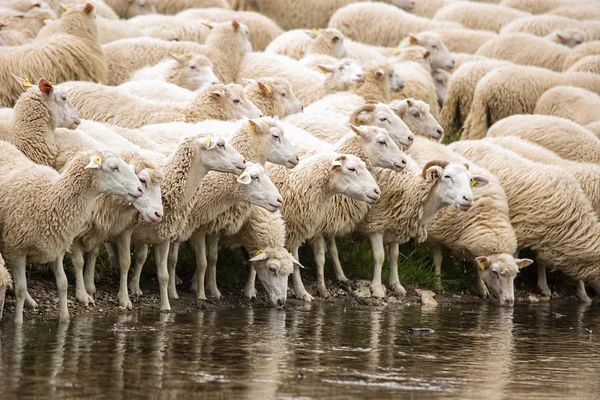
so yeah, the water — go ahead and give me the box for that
[1,303,599,399]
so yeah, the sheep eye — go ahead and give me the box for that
[492,270,500,278]
[379,117,387,122]
[61,96,67,101]
[269,266,277,275]
[233,99,240,104]
[190,65,197,70]
[432,44,438,50]
[378,140,387,146]
[217,142,225,148]
[348,167,356,172]
[443,175,450,179]
[280,92,286,97]
[111,166,119,172]
[251,175,258,181]
[338,65,345,71]
[139,178,147,187]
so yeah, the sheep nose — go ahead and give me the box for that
[155,211,163,219]
[277,298,285,307]
[450,60,456,67]
[408,135,414,142]
[276,196,283,205]
[374,187,381,196]
[241,159,247,166]
[301,105,304,112]
[463,195,472,202]
[137,186,143,195]
[259,113,264,118]
[504,298,514,307]
[436,127,443,136]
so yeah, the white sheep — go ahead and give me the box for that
[431,68,450,108]
[500,14,600,41]
[153,0,229,15]
[544,28,587,48]
[242,78,304,118]
[463,65,600,140]
[0,253,10,321]
[587,121,600,139]
[568,54,600,74]
[0,4,106,107]
[0,141,143,324]
[534,86,600,126]
[432,28,497,54]
[265,28,346,60]
[450,139,600,302]
[59,82,262,129]
[499,0,595,15]
[328,2,462,47]
[389,98,443,141]
[127,14,211,42]
[390,58,441,119]
[433,2,531,33]
[550,5,600,21]
[397,31,456,70]
[103,0,156,18]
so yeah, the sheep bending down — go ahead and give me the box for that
[450,139,600,302]
[545,29,587,48]
[265,28,346,60]
[433,2,531,33]
[0,254,10,321]
[500,14,600,41]
[534,86,600,126]
[568,55,600,75]
[432,28,497,54]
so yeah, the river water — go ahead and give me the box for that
[0,302,598,399]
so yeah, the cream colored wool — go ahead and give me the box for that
[434,2,530,33]
[562,42,600,70]
[48,0,119,19]
[390,61,440,119]
[449,139,600,295]
[0,27,31,46]
[154,0,229,16]
[486,114,600,164]
[328,2,462,47]
[500,15,600,41]
[586,121,600,139]
[103,0,156,18]
[77,119,166,156]
[236,52,363,105]
[406,135,518,299]
[2,7,54,37]
[432,28,497,54]
[500,0,594,15]
[392,46,433,70]
[440,59,510,135]
[550,5,600,21]
[129,54,215,91]
[488,136,600,216]
[409,0,456,18]
[463,65,600,140]
[390,98,443,140]
[177,8,282,51]
[265,28,346,60]
[243,77,303,118]
[475,33,600,71]
[127,15,211,43]
[0,0,47,12]
[342,39,390,65]
[60,82,257,129]
[0,4,106,107]
[534,86,600,126]
[0,253,9,321]
[544,29,587,48]
[450,53,492,71]
[568,55,600,74]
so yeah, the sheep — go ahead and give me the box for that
[265,28,346,60]
[499,0,595,15]
[328,2,462,48]
[236,52,365,105]
[286,102,415,151]
[405,135,528,305]
[0,25,32,46]
[127,14,211,42]
[432,68,450,108]
[449,139,600,302]
[230,0,415,31]
[0,78,80,167]
[47,0,119,19]
[475,33,600,71]
[242,78,304,118]
[545,28,587,48]
[501,14,600,41]
[562,42,600,70]
[433,2,531,33]
[568,54,600,74]
[550,5,600,21]
[0,0,49,13]
[59,82,262,129]
[587,121,600,139]
[0,254,10,321]
[103,0,156,18]
[432,28,497,54]
[463,65,600,140]
[104,20,251,85]
[356,159,487,298]
[0,4,106,107]
[153,0,230,16]
[268,152,381,301]
[390,59,441,119]
[486,114,600,164]
[409,0,455,18]
[450,52,493,71]
[389,98,444,141]
[534,86,600,126]
[177,8,282,51]
[397,32,455,71]
[0,141,143,324]
[0,6,55,37]
[440,59,510,136]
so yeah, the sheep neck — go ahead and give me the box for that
[185,94,224,122]
[421,181,448,225]
[12,92,56,167]
[335,135,373,170]
[204,32,245,83]
[354,76,390,103]
[230,126,267,164]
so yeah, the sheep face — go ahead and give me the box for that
[392,0,415,10]
[432,69,449,108]
[330,154,380,204]
[195,136,247,176]
[180,55,220,89]
[388,69,405,92]
[352,104,414,149]
[260,123,299,168]
[238,163,283,213]
[350,125,407,172]
[215,85,262,119]
[250,247,296,307]
[86,152,144,202]
[123,0,157,18]
[394,99,443,141]
[476,255,533,307]
[51,89,81,130]
[273,81,303,116]
[406,33,455,71]
[426,163,488,211]
[322,28,346,58]
[320,59,364,91]
[132,168,164,223]
[550,29,587,48]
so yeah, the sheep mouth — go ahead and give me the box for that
[128,192,143,200]
[266,203,281,212]
[286,158,299,167]
[393,162,406,172]
[457,202,473,211]
[235,164,247,173]
[365,194,380,204]
[144,213,163,223]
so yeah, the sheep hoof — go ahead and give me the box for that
[297,290,314,302]
[243,287,257,299]
[168,289,179,300]
[208,288,223,299]
[538,286,551,298]
[390,282,407,296]
[118,298,133,310]
[129,284,143,296]
[25,295,38,309]
[86,284,97,296]
[76,291,95,306]
[317,286,330,298]
[175,274,183,285]
[370,284,386,298]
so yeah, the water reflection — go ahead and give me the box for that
[0,303,599,399]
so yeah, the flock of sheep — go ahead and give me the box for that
[0,0,599,325]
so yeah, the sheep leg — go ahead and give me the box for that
[167,241,180,300]
[311,235,330,298]
[105,242,120,272]
[84,248,100,297]
[575,280,592,304]
[10,256,27,325]
[432,244,443,292]
[206,234,222,299]
[72,245,93,306]
[116,230,133,310]
[243,265,257,299]
[369,232,387,298]
[388,242,407,296]
[537,265,551,297]
[189,232,207,300]
[291,246,314,302]
[129,244,148,296]
[50,253,70,323]
[0,284,6,321]
[24,291,38,309]
[326,236,349,285]
[154,240,171,312]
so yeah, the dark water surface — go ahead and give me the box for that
[1,303,599,399]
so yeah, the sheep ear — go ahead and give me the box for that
[556,32,565,41]
[11,73,32,91]
[332,35,341,43]
[475,256,490,271]
[515,258,534,270]
[303,29,317,39]
[289,253,304,268]
[257,81,271,95]
[85,156,102,169]
[168,53,184,65]
[83,3,93,14]
[232,20,240,30]
[237,171,251,185]
[61,4,71,11]
[211,89,224,98]
[374,70,384,80]
[242,78,256,86]
[349,124,365,137]
[425,165,443,182]
[470,176,488,188]
[331,155,346,169]
[393,47,401,55]
[248,119,258,132]
[408,33,419,45]
[249,249,268,262]
[317,64,333,74]
[202,22,214,30]
[423,50,431,59]
[38,79,53,96]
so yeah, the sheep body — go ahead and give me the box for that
[500,0,594,15]
[501,15,600,41]
[568,55,600,74]
[534,86,600,126]
[434,2,530,33]
[0,254,10,321]
[432,28,497,54]
[153,0,230,16]
[265,28,346,60]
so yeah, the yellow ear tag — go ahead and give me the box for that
[431,171,438,179]
[44,15,51,19]
[62,4,71,10]
[204,137,212,147]
[470,179,477,187]
[478,262,485,271]
[311,28,318,36]
[555,28,561,33]
[254,249,264,256]
[93,157,102,166]
[263,85,271,95]
[22,79,32,87]
[393,47,401,55]
[516,261,525,270]
[289,252,293,257]
[318,65,329,74]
